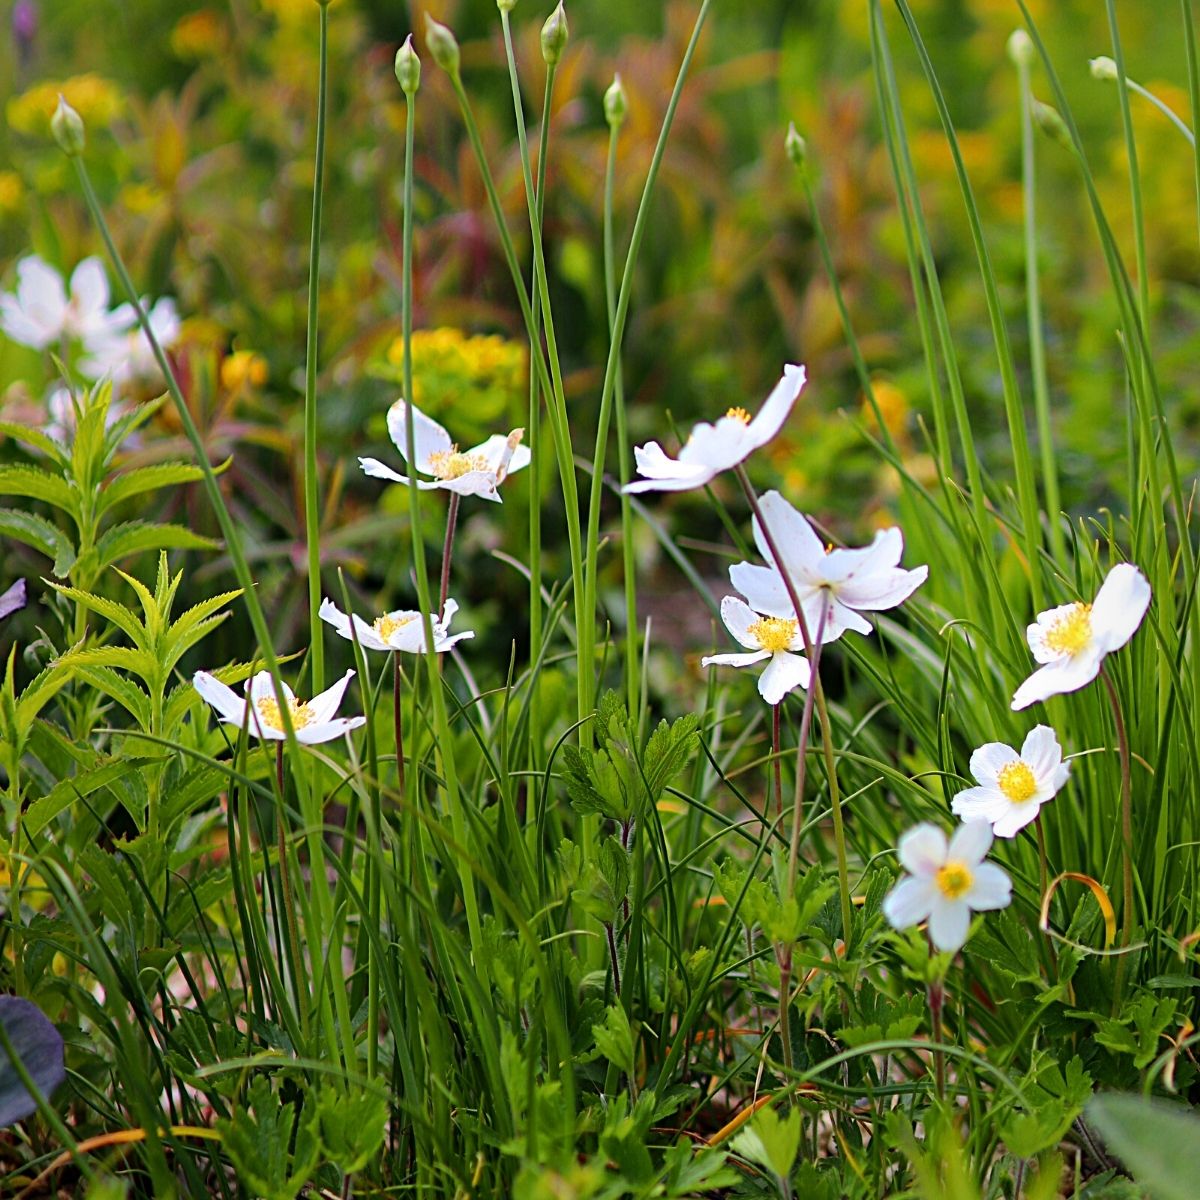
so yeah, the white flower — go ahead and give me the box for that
[193,668,366,744]
[701,595,812,705]
[79,297,180,384]
[950,725,1069,838]
[358,399,530,503]
[318,596,474,654]
[622,364,806,493]
[0,255,131,351]
[728,491,928,644]
[1011,563,1151,711]
[882,821,1012,953]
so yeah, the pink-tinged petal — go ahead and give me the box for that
[306,669,355,725]
[193,670,247,725]
[752,491,825,576]
[701,650,770,669]
[969,741,1020,784]
[386,399,453,472]
[990,805,1041,839]
[820,597,872,641]
[69,257,110,322]
[883,875,936,929]
[1090,563,1151,653]
[897,823,948,876]
[1020,724,1063,777]
[719,595,763,649]
[757,651,811,704]
[745,363,806,447]
[729,561,795,619]
[965,861,1012,910]
[928,896,971,953]
[295,716,367,744]
[1011,648,1103,710]
[948,820,993,866]
[950,785,1008,823]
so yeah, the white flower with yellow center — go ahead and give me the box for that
[882,822,1012,953]
[700,595,811,705]
[318,596,473,654]
[950,725,1069,838]
[622,364,806,493]
[729,490,928,644]
[359,399,530,503]
[1011,563,1151,711]
[193,668,366,744]
[0,255,131,351]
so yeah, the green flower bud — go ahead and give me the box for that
[785,121,806,167]
[1089,55,1118,82]
[1032,99,1071,147]
[395,34,421,95]
[497,0,517,11]
[541,2,568,66]
[424,13,460,77]
[603,74,627,128]
[51,95,85,157]
[1006,29,1034,68]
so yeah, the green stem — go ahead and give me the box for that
[394,650,405,795]
[1100,668,1136,954]
[304,1,331,695]
[439,492,460,620]
[276,741,307,1031]
[9,755,23,994]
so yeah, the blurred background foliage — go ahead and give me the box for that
[2,0,1197,668]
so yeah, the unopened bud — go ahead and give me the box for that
[1006,29,1034,68]
[51,94,85,157]
[424,14,460,77]
[497,0,517,11]
[541,2,568,65]
[1032,98,1071,147]
[395,34,421,95]
[785,121,806,167]
[1090,55,1118,82]
[604,74,627,128]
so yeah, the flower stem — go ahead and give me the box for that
[439,492,460,620]
[1100,668,1136,954]
[771,701,783,816]
[605,921,622,998]
[393,651,405,795]
[275,742,306,1027]
[927,975,946,1102]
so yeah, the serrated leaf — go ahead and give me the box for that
[97,462,208,515]
[592,1004,635,1078]
[0,419,66,463]
[0,508,76,575]
[94,520,218,571]
[23,756,163,839]
[0,464,76,513]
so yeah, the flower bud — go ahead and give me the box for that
[1032,98,1071,147]
[541,2,568,65]
[1089,55,1118,82]
[604,74,627,128]
[424,13,460,77]
[1006,29,1034,68]
[497,0,517,11]
[51,94,85,157]
[395,34,421,95]
[785,121,806,167]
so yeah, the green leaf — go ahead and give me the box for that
[0,508,76,575]
[314,1083,388,1173]
[0,464,76,513]
[591,1003,635,1079]
[94,520,218,572]
[22,756,163,839]
[97,462,209,515]
[1087,1094,1200,1200]
[217,1077,321,1200]
[0,419,67,463]
[731,1103,802,1181]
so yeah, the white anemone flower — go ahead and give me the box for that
[701,595,812,705]
[728,491,928,644]
[1011,563,1151,711]
[622,363,806,493]
[0,255,131,351]
[193,668,366,744]
[882,821,1012,953]
[79,297,180,383]
[359,399,530,503]
[950,725,1070,838]
[318,596,474,654]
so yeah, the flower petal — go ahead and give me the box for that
[752,491,825,576]
[386,399,453,472]
[1020,724,1063,778]
[728,561,794,619]
[882,875,936,930]
[295,716,367,744]
[757,651,811,704]
[305,669,356,725]
[745,363,806,447]
[193,670,247,726]
[1011,648,1103,710]
[701,650,770,669]
[897,823,948,876]
[990,805,1042,839]
[719,595,762,649]
[248,671,297,706]
[624,440,712,491]
[969,741,1020,784]
[69,257,110,324]
[437,470,504,501]
[950,785,1008,823]
[928,896,971,953]
[965,862,1012,910]
[948,820,993,865]
[1090,563,1151,654]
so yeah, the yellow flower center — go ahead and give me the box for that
[254,696,314,732]
[1044,602,1092,656]
[374,613,416,642]
[747,615,798,654]
[428,447,489,480]
[725,406,751,424]
[935,861,974,900]
[997,760,1037,804]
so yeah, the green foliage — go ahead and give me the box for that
[217,1077,322,1200]
[1088,1094,1200,1200]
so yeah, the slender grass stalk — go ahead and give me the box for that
[393,651,405,794]
[275,741,307,1030]
[438,492,460,619]
[304,1,331,696]
[1183,0,1200,245]
[1100,668,1135,954]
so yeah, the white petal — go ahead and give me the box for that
[757,651,811,705]
[295,716,367,744]
[318,597,353,639]
[969,741,1020,784]
[386,399,452,472]
[965,862,1012,910]
[435,630,475,652]
[1020,724,1063,779]
[948,820,994,866]
[305,669,355,725]
[897,823,948,877]
[438,470,503,501]
[1090,563,1151,653]
[348,613,392,651]
[193,670,247,725]
[950,785,1008,823]
[990,804,1042,839]
[625,441,712,491]
[17,256,68,337]
[820,597,872,641]
[728,561,795,619]
[822,528,903,583]
[1,295,54,348]
[69,257,110,323]
[1026,603,1081,664]
[1011,648,1103,710]
[248,671,297,706]
[676,417,752,471]
[744,363,805,447]
[701,650,770,669]
[928,896,971,953]
[719,595,763,649]
[837,562,928,612]
[882,876,936,930]
[752,491,825,575]
[359,457,410,484]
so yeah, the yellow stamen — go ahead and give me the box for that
[997,760,1037,804]
[374,613,416,642]
[935,861,973,900]
[428,446,489,480]
[1044,602,1092,656]
[254,696,314,732]
[747,615,798,654]
[725,406,751,424]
